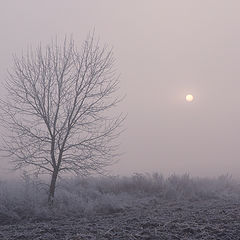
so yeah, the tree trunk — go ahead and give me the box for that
[48,170,58,205]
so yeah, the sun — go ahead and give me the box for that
[186,94,194,102]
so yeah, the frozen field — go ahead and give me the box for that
[0,174,240,239]
[1,198,240,239]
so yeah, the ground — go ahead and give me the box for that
[1,197,240,240]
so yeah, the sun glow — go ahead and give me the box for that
[186,94,194,102]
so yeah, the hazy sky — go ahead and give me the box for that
[1,0,240,177]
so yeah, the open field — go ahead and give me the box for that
[1,174,240,239]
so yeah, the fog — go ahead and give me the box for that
[1,0,240,178]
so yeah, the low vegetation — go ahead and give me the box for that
[0,173,239,224]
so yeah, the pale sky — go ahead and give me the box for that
[1,0,240,177]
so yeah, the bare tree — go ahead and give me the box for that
[0,36,124,204]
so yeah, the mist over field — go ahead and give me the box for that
[1,173,240,239]
[1,1,240,239]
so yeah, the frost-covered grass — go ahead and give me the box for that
[0,173,240,223]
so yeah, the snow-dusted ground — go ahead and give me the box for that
[1,197,240,239]
[0,174,240,239]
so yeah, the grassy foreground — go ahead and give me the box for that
[0,173,239,224]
